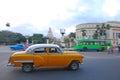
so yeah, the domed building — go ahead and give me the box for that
[47,27,54,39]
[76,21,120,45]
[47,27,59,44]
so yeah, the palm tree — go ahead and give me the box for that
[69,32,76,47]
[69,32,76,38]
[96,24,101,39]
[93,23,111,39]
[64,37,70,48]
[105,24,111,39]
[81,30,86,39]
[93,31,99,39]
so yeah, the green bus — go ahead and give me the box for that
[73,39,112,51]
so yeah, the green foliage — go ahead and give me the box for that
[0,30,26,44]
[0,30,77,45]
[81,30,86,37]
[93,31,98,39]
[32,34,44,44]
[93,23,111,39]
[69,32,76,38]
[64,37,70,43]
[16,33,26,43]
[0,31,49,44]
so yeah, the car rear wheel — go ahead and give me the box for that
[69,61,79,71]
[22,63,33,73]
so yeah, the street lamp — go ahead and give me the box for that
[60,29,65,36]
[60,29,65,48]
[25,35,29,44]
[60,29,65,42]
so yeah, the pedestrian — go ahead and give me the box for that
[107,46,111,54]
[111,45,115,53]
[117,44,120,52]
[24,43,28,50]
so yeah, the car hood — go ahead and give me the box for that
[12,51,26,56]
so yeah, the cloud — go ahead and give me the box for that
[0,0,79,26]
[102,0,120,17]
[11,23,36,36]
[0,0,80,36]
[0,0,120,38]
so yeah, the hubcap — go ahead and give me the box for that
[71,63,78,70]
[24,65,32,72]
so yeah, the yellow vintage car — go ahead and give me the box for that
[7,44,84,72]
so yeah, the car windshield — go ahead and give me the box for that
[59,47,64,53]
[25,46,34,53]
[26,49,32,53]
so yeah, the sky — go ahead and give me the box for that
[0,0,120,38]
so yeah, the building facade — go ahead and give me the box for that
[47,27,54,38]
[76,21,120,45]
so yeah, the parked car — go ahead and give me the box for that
[9,44,24,50]
[7,44,84,72]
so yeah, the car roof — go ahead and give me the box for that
[26,44,60,51]
[31,44,59,47]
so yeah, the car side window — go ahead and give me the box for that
[33,47,46,54]
[49,47,61,54]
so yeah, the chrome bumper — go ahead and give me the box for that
[7,63,14,67]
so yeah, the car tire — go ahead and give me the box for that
[22,63,33,73]
[69,61,79,71]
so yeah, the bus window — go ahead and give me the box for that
[86,42,88,45]
[101,42,105,46]
[78,42,82,45]
[106,42,110,46]
[95,42,99,45]
[90,42,93,45]
[83,42,85,45]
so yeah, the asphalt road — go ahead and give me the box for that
[0,46,120,80]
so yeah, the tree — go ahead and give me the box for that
[64,32,76,47]
[0,30,26,44]
[81,30,86,38]
[69,32,76,38]
[48,37,54,43]
[93,23,111,39]
[42,37,49,43]
[32,34,44,44]
[15,33,26,43]
[64,37,70,48]
[93,31,99,39]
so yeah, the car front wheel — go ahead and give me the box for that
[22,63,33,73]
[69,61,79,71]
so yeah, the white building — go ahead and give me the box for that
[76,21,120,45]
[47,27,54,38]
